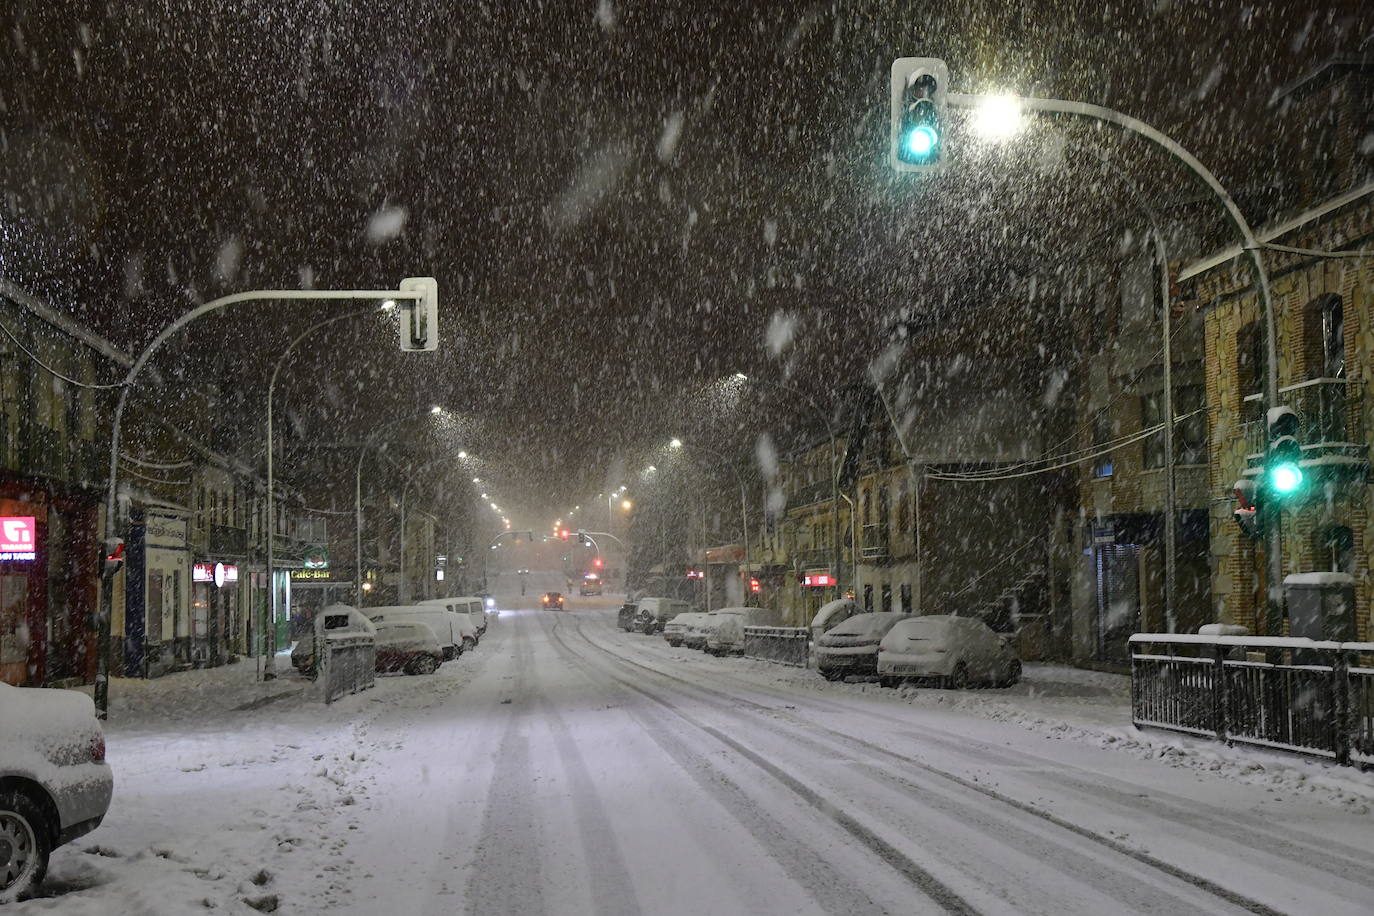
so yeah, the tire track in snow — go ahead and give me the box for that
[461,612,548,916]
[564,615,1292,916]
[545,614,979,915]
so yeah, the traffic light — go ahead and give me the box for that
[890,58,949,173]
[101,537,126,577]
[593,557,603,568]
[558,529,570,540]
[1266,407,1304,498]
[577,533,591,546]
[749,577,760,593]
[1233,478,1262,540]
[397,277,439,351]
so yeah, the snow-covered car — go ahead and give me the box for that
[705,607,781,655]
[0,683,114,902]
[363,606,462,660]
[662,612,708,647]
[414,600,481,648]
[636,597,688,634]
[617,602,639,632]
[876,615,1021,688]
[815,612,909,680]
[416,597,486,637]
[686,609,747,652]
[810,597,862,644]
[291,605,376,678]
[373,622,445,675]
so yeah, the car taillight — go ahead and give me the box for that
[90,733,106,762]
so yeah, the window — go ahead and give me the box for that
[880,582,892,613]
[897,490,910,536]
[1316,526,1355,575]
[862,584,873,612]
[1142,385,1206,468]
[900,583,912,613]
[1092,408,1114,478]
[1236,320,1263,413]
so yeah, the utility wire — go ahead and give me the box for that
[0,316,127,389]
[120,453,195,470]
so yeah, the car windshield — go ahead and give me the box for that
[3,5,1369,913]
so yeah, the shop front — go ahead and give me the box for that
[126,506,191,678]
[191,560,240,667]
[289,567,353,642]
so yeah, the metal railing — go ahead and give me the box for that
[1242,378,1361,457]
[1129,633,1374,766]
[860,523,889,560]
[741,626,810,667]
[322,633,376,704]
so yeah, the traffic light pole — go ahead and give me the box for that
[948,91,1283,639]
[94,287,422,719]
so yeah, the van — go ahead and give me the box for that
[418,597,486,636]
[362,605,463,661]
[706,606,782,655]
[636,597,689,634]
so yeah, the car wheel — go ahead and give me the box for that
[1003,659,1022,687]
[411,655,439,676]
[820,668,845,681]
[0,789,51,903]
[948,661,970,690]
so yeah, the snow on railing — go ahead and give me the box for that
[1129,633,1374,767]
[742,626,810,668]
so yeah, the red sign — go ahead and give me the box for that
[802,573,835,587]
[749,577,761,593]
[686,569,704,579]
[193,563,214,582]
[193,562,239,586]
[0,516,36,560]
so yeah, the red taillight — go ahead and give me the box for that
[90,733,106,762]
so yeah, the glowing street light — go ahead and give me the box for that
[621,499,633,510]
[457,450,467,458]
[972,94,1023,141]
[430,404,444,415]
[669,438,683,449]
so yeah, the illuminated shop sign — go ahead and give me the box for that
[0,516,37,561]
[193,562,239,586]
[801,573,835,587]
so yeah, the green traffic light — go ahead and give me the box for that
[1270,462,1303,494]
[905,125,937,158]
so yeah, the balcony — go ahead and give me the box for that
[860,523,889,561]
[1242,379,1366,468]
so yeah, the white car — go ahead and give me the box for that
[876,615,1021,688]
[636,597,689,635]
[692,609,749,654]
[1,684,114,902]
[810,597,863,644]
[815,612,910,681]
[364,606,463,660]
[663,612,708,647]
[706,607,781,655]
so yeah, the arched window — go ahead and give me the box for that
[1304,293,1345,379]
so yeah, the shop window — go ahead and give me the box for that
[0,575,28,665]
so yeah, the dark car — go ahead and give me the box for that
[617,602,639,631]
[542,591,565,610]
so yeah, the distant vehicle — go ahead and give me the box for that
[0,683,114,902]
[362,606,463,660]
[663,611,708,647]
[373,621,444,675]
[481,594,498,616]
[291,604,377,678]
[579,573,603,596]
[636,597,689,634]
[815,612,909,681]
[706,607,782,655]
[617,602,639,631]
[542,592,565,610]
[877,615,1021,689]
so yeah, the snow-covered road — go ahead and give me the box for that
[16,593,1374,915]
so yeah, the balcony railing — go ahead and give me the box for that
[860,523,889,560]
[1242,379,1363,461]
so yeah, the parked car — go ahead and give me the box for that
[291,604,376,679]
[810,597,862,644]
[815,612,909,680]
[636,597,689,634]
[373,621,445,675]
[876,615,1021,688]
[688,608,747,652]
[706,607,782,655]
[0,683,114,902]
[542,592,565,610]
[617,602,639,631]
[663,611,708,647]
[362,606,463,660]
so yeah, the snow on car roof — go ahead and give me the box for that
[828,612,908,636]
